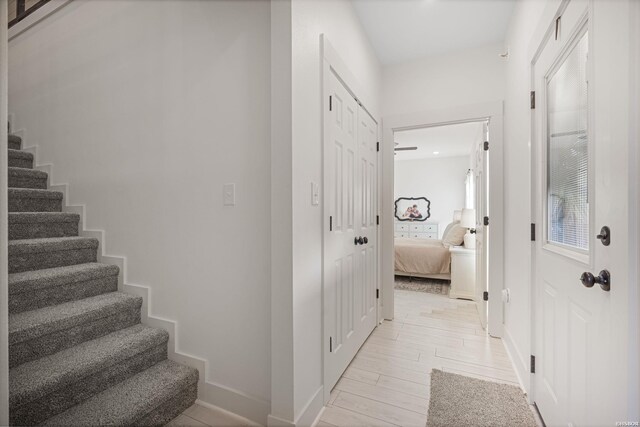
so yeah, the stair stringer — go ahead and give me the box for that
[15,128,268,426]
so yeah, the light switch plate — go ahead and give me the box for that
[223,183,236,206]
[311,182,320,206]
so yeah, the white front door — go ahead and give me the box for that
[475,122,489,329]
[532,0,632,424]
[323,68,378,395]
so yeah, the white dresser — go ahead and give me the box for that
[394,221,439,240]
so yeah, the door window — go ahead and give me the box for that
[546,30,589,250]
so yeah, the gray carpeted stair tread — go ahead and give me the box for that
[8,166,48,189]
[8,134,21,150]
[9,236,98,254]
[8,236,98,273]
[9,212,79,224]
[8,148,33,168]
[9,187,63,212]
[9,212,80,240]
[9,187,62,200]
[10,262,118,295]
[9,263,119,313]
[10,325,169,425]
[9,292,142,367]
[10,291,140,343]
[42,359,199,426]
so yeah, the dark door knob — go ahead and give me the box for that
[363,237,369,244]
[580,270,611,291]
[354,236,364,245]
[580,272,596,288]
[597,270,611,291]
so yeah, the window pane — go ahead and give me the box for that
[547,31,589,250]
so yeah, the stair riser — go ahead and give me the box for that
[9,247,97,274]
[10,275,118,314]
[9,196,62,213]
[8,141,21,150]
[137,382,198,426]
[9,174,47,190]
[8,156,33,169]
[11,344,167,426]
[10,307,141,367]
[9,220,79,240]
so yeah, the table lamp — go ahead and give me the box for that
[461,208,476,249]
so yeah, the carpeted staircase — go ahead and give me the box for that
[7,133,198,425]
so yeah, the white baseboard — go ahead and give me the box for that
[195,399,262,427]
[267,386,324,427]
[19,130,270,426]
[502,326,531,398]
[267,413,295,427]
[297,386,324,427]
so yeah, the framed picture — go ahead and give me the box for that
[395,197,431,222]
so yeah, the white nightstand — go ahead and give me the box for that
[449,246,476,300]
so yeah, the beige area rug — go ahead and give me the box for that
[427,370,537,427]
[394,276,450,295]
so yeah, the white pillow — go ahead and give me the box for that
[441,221,458,239]
[442,223,466,247]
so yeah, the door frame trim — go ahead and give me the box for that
[320,35,381,403]
[381,101,505,338]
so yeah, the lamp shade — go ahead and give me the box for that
[460,208,476,229]
[453,210,462,222]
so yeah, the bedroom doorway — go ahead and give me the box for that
[381,102,504,338]
[392,121,488,326]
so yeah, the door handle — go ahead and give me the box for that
[580,270,611,291]
[354,236,364,245]
[596,226,611,246]
[363,237,368,244]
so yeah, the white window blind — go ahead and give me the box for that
[546,31,589,250]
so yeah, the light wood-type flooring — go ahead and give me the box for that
[317,289,521,427]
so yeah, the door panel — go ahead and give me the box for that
[475,122,489,329]
[532,0,630,424]
[324,68,378,394]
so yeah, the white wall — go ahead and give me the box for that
[501,0,547,392]
[284,0,381,423]
[8,0,271,419]
[394,156,469,236]
[382,43,506,117]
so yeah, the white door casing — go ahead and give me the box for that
[531,0,633,424]
[381,105,504,338]
[323,66,378,397]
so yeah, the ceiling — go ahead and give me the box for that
[352,0,515,65]
[394,121,484,161]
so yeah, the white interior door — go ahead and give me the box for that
[356,103,378,340]
[475,122,489,329]
[323,68,377,395]
[532,0,631,424]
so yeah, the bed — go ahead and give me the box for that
[394,237,452,280]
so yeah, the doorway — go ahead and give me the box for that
[381,103,504,338]
[392,121,488,327]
